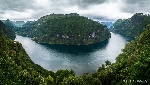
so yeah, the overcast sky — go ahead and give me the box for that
[0,0,150,21]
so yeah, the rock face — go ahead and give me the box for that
[110,13,150,37]
[0,20,16,40]
[16,13,111,45]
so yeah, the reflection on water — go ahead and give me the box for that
[15,33,133,76]
[40,39,109,54]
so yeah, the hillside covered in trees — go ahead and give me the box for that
[0,20,15,40]
[92,24,150,85]
[16,13,111,45]
[0,21,77,85]
[0,26,102,84]
[0,15,150,84]
[110,13,150,38]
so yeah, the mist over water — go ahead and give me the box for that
[15,32,133,76]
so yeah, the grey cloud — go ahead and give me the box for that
[0,10,5,14]
[69,0,107,8]
[0,0,52,20]
[0,0,35,12]
[79,0,106,5]
[0,0,150,21]
[122,0,150,13]
[125,0,148,4]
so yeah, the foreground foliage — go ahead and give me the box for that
[0,33,80,84]
[0,20,150,84]
[96,24,150,85]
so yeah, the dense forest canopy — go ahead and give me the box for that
[110,13,150,38]
[93,24,150,85]
[0,16,150,84]
[15,13,111,45]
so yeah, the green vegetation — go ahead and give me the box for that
[110,13,150,38]
[0,32,100,84]
[16,13,111,45]
[0,31,76,84]
[1,15,150,84]
[0,20,16,40]
[0,15,150,85]
[95,24,150,84]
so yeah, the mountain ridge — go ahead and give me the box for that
[110,13,150,38]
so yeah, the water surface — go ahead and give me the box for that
[15,33,132,76]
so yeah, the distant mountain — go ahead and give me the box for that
[1,20,6,23]
[110,13,150,37]
[1,19,36,33]
[1,19,35,28]
[16,13,111,45]
[100,22,113,29]
[0,20,15,40]
[3,19,15,29]
[22,21,34,27]
[12,21,25,27]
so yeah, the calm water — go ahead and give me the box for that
[15,33,132,76]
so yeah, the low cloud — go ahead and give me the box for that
[68,0,107,8]
[0,0,34,12]
[121,0,150,13]
[0,0,150,21]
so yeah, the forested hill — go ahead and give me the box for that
[0,23,75,85]
[16,13,111,45]
[110,13,150,38]
[1,22,150,84]
[0,20,15,40]
[95,24,150,84]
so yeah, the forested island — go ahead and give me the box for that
[14,13,111,45]
[0,18,150,84]
[110,13,150,38]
